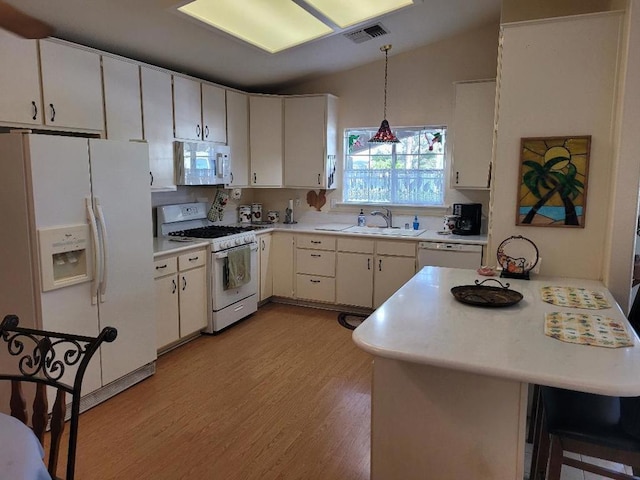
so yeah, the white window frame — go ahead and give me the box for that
[342,126,447,206]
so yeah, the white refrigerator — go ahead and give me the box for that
[0,132,156,395]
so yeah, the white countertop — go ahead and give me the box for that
[254,223,487,245]
[153,237,211,257]
[353,266,640,396]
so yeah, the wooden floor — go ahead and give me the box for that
[55,303,372,479]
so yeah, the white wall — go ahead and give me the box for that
[488,12,623,280]
[265,21,500,223]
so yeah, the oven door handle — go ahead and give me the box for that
[214,244,258,259]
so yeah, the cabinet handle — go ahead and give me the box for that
[311,240,322,244]
[196,124,201,137]
[310,254,321,258]
[171,279,177,294]
[149,171,154,186]
[310,279,320,283]
[156,264,168,270]
[379,259,382,272]
[368,258,371,270]
[31,101,38,120]
[182,277,187,291]
[253,173,257,184]
[317,173,321,185]
[188,256,199,262]
[49,103,55,122]
[455,171,459,184]
[230,172,234,184]
[261,239,265,251]
[204,125,209,138]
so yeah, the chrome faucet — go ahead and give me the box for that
[371,208,393,228]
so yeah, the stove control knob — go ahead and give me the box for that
[235,238,243,246]
[222,241,231,249]
[244,237,251,244]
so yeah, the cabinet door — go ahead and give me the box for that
[284,96,326,188]
[272,233,294,297]
[202,83,226,143]
[336,252,373,308]
[173,75,202,140]
[259,235,273,301]
[226,90,250,187]
[373,256,416,308]
[249,95,283,187]
[39,40,104,131]
[141,66,175,191]
[451,80,496,189]
[155,274,180,349]
[102,56,143,141]
[179,266,208,337]
[0,31,41,125]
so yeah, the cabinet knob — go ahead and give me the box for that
[171,279,177,294]
[253,173,257,184]
[368,258,371,270]
[196,124,201,137]
[379,259,382,272]
[31,101,38,121]
[49,103,56,122]
[230,172,234,184]
[182,277,187,291]
[455,171,459,184]
[204,125,209,139]
[317,173,321,185]
[149,171,154,186]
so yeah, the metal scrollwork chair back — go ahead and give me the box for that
[0,314,117,480]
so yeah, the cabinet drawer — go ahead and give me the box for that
[296,274,335,303]
[296,234,336,250]
[337,237,374,254]
[376,240,416,257]
[296,249,335,277]
[154,257,177,278]
[178,249,207,270]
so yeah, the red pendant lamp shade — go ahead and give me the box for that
[369,44,399,144]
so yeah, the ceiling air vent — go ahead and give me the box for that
[343,23,389,44]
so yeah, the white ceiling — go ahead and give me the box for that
[4,0,502,92]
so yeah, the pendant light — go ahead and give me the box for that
[369,44,399,143]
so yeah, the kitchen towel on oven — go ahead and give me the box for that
[224,245,251,290]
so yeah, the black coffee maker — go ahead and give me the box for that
[452,203,482,235]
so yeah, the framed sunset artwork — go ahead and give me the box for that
[516,136,591,228]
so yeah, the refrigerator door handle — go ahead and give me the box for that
[95,197,109,303]
[86,197,101,305]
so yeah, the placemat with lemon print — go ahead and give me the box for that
[540,286,611,309]
[544,312,633,348]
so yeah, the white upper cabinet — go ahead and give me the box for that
[202,83,226,143]
[102,55,143,141]
[226,90,250,187]
[39,40,104,131]
[0,31,42,125]
[141,66,176,191]
[173,75,202,141]
[250,95,283,187]
[451,80,496,189]
[284,94,338,189]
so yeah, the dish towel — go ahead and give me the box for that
[224,246,251,290]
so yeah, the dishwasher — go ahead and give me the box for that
[417,241,483,270]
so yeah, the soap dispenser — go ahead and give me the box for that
[413,215,420,230]
[358,209,366,227]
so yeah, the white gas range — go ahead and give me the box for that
[157,202,263,333]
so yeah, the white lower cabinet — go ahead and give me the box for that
[272,232,295,298]
[154,248,208,351]
[295,234,336,303]
[336,238,374,308]
[373,241,417,308]
[335,238,416,309]
[258,233,273,301]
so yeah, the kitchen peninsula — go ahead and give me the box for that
[353,267,640,479]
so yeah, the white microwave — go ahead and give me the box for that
[174,141,230,186]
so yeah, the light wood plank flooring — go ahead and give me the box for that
[56,303,372,480]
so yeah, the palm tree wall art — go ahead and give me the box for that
[517,136,591,227]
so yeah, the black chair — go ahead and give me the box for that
[530,290,640,479]
[0,314,117,480]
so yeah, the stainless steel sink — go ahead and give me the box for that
[344,226,426,237]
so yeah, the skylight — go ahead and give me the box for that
[177,0,414,53]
